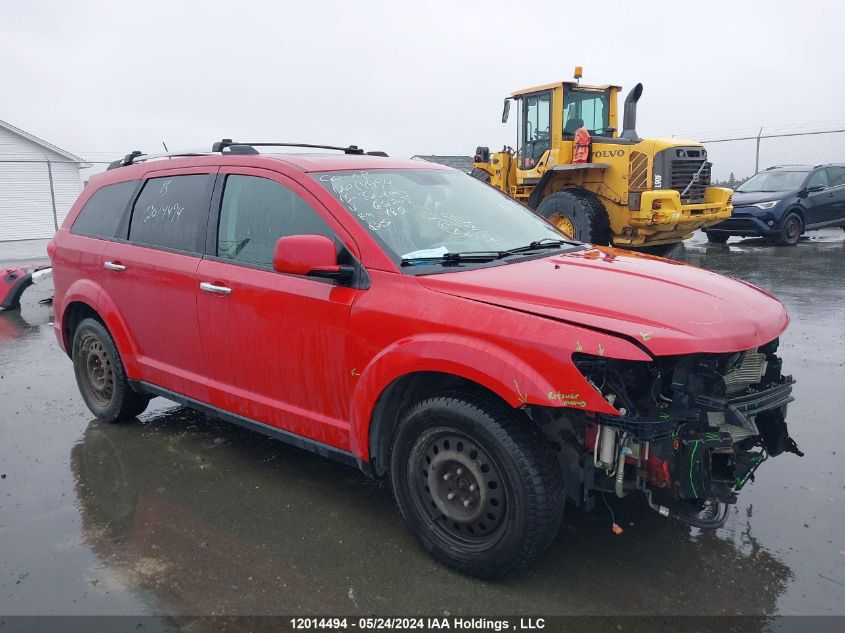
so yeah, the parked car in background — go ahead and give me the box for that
[704,164,845,245]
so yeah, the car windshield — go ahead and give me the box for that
[736,171,807,193]
[312,169,568,263]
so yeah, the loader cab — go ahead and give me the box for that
[509,82,621,179]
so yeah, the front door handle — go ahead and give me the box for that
[104,261,126,272]
[200,281,232,295]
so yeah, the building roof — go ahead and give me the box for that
[0,119,86,163]
[411,155,475,173]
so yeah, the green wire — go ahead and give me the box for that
[689,441,700,498]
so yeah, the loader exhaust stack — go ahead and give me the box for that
[621,83,643,141]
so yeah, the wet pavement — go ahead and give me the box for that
[1,230,844,618]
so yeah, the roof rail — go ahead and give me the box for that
[107,140,389,170]
[764,164,805,171]
[211,139,388,156]
[106,150,210,170]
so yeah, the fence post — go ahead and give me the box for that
[45,159,59,231]
[754,126,763,174]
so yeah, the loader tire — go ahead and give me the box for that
[537,189,611,245]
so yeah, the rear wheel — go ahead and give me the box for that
[72,318,150,423]
[775,213,802,246]
[389,393,564,579]
[536,189,611,245]
[706,232,730,244]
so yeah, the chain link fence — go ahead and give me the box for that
[688,125,845,188]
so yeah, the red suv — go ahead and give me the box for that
[50,141,801,578]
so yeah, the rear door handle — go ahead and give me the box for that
[104,261,126,272]
[200,281,232,295]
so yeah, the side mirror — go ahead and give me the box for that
[501,99,511,123]
[273,235,354,283]
[805,184,825,193]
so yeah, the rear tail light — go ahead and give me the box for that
[47,239,57,262]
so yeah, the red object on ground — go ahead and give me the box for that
[1,267,32,311]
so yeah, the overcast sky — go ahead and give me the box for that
[1,0,842,162]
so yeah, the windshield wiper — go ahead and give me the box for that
[499,238,580,257]
[400,251,503,266]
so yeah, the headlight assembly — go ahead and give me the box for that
[752,200,779,209]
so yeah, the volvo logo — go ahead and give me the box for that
[593,149,625,158]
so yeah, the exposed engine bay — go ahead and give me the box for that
[534,338,801,528]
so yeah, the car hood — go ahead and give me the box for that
[732,190,793,206]
[417,247,789,356]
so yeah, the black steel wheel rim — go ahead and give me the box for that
[408,428,508,551]
[79,333,114,406]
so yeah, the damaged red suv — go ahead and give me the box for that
[50,141,801,578]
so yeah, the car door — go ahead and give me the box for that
[101,167,217,403]
[195,167,360,450]
[824,167,845,225]
[802,168,832,227]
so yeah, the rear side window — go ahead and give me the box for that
[128,175,212,253]
[70,180,137,239]
[827,167,845,187]
[217,175,335,268]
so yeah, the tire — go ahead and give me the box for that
[776,213,802,246]
[706,232,730,244]
[536,189,611,245]
[389,393,564,579]
[72,317,150,423]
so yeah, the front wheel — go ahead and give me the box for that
[389,394,564,579]
[775,213,802,246]
[72,318,150,423]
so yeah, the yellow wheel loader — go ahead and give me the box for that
[471,68,733,248]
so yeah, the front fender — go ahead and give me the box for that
[347,332,622,459]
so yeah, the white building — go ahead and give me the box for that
[0,120,87,245]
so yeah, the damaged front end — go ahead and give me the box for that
[541,338,801,528]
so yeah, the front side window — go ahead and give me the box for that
[805,169,829,189]
[71,180,138,239]
[563,87,610,136]
[313,169,565,265]
[735,171,808,193]
[520,92,551,169]
[217,175,334,268]
[128,175,211,253]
